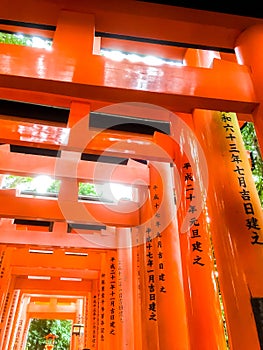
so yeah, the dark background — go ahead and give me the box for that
[138,1,263,19]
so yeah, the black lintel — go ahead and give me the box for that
[89,112,171,135]
[0,99,69,123]
[14,219,53,231]
[10,145,61,157]
[81,153,128,164]
[67,223,106,232]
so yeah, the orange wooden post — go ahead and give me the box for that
[154,123,226,349]
[52,8,103,86]
[138,193,160,350]
[168,111,227,348]
[184,48,221,68]
[98,251,119,350]
[84,281,99,350]
[235,24,263,154]
[21,315,32,350]
[0,244,5,312]
[3,289,20,350]
[8,291,23,350]
[131,227,143,350]
[52,10,95,61]
[67,101,91,130]
[9,293,30,350]
[83,292,92,349]
[0,246,12,310]
[175,48,233,349]
[148,162,190,350]
[106,249,120,350]
[74,298,85,350]
[97,254,106,350]
[0,277,16,349]
[0,246,16,347]
[174,147,227,349]
[80,299,86,350]
[2,288,20,350]
[193,109,263,350]
[93,249,120,350]
[116,227,135,350]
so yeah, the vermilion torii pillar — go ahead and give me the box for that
[193,109,263,350]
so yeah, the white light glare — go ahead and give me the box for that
[29,249,53,254]
[28,276,51,280]
[15,33,52,51]
[31,175,53,193]
[110,183,133,201]
[15,34,24,39]
[126,53,142,63]
[101,49,183,66]
[65,252,88,256]
[143,55,163,66]
[32,36,52,50]
[60,277,82,281]
[103,50,126,61]
[167,60,184,66]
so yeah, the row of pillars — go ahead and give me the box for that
[0,267,85,350]
[1,21,263,350]
[0,106,262,349]
[84,108,263,350]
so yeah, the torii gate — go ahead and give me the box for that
[0,1,263,349]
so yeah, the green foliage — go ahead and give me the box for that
[0,31,52,49]
[1,175,99,196]
[1,175,33,189]
[25,319,72,350]
[78,182,98,196]
[46,179,61,193]
[2,175,61,193]
[241,122,263,206]
[0,32,31,46]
